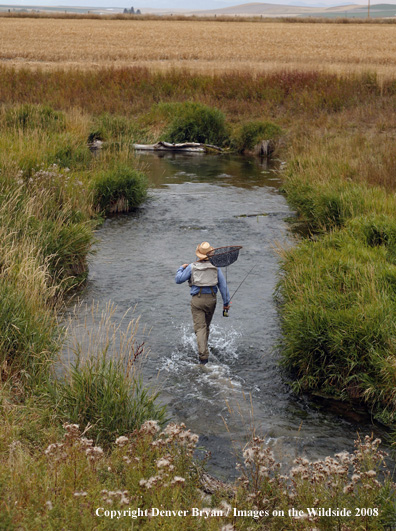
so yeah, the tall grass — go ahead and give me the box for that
[91,164,148,215]
[279,127,396,426]
[0,67,385,119]
[1,69,396,526]
[53,303,166,446]
[0,104,148,383]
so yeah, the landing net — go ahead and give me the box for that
[208,246,242,268]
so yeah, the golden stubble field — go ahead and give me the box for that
[1,18,396,77]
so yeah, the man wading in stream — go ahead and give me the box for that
[175,242,231,365]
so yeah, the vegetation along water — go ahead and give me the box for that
[1,59,396,528]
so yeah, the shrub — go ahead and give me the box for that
[232,120,282,152]
[161,102,230,146]
[91,164,147,214]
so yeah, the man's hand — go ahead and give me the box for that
[182,263,189,269]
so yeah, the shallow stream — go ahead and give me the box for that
[69,153,387,479]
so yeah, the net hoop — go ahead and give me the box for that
[207,246,242,268]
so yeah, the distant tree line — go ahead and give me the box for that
[123,7,141,14]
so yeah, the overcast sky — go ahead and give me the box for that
[2,0,391,10]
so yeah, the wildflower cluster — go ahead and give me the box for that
[236,434,396,529]
[44,423,105,467]
[101,489,130,505]
[17,164,75,188]
[114,420,200,494]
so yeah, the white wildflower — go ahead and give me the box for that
[170,476,185,485]
[45,443,64,456]
[140,420,160,435]
[86,446,104,461]
[156,457,171,468]
[115,436,129,447]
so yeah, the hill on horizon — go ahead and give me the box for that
[1,0,394,17]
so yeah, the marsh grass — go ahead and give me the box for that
[52,303,166,446]
[1,69,396,527]
[279,127,396,425]
[91,163,148,214]
[232,120,283,153]
[0,104,148,383]
[158,102,230,146]
[0,67,385,119]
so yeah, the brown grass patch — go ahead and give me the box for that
[1,19,396,79]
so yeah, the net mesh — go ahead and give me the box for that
[208,246,242,267]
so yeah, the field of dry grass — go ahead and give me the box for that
[1,18,396,78]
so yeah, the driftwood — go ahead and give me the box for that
[133,141,223,153]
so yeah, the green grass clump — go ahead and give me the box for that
[159,101,230,146]
[55,356,165,446]
[89,112,143,143]
[91,164,148,214]
[4,103,66,133]
[279,226,396,416]
[0,278,58,381]
[232,120,282,152]
[281,134,396,425]
[51,304,166,446]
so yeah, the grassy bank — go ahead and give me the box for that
[1,67,396,527]
[0,103,154,416]
[278,129,396,427]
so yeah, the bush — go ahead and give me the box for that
[232,120,282,152]
[91,164,147,214]
[161,102,230,146]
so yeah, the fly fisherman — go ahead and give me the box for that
[175,242,231,365]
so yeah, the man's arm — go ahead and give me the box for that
[175,264,192,284]
[217,268,231,306]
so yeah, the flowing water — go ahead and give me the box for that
[69,152,388,479]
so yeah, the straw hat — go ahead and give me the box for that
[196,241,214,260]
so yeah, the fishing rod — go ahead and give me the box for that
[223,264,256,317]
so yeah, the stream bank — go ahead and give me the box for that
[69,152,389,480]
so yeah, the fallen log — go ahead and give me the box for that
[133,141,223,153]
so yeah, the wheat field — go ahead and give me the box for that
[1,18,396,78]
